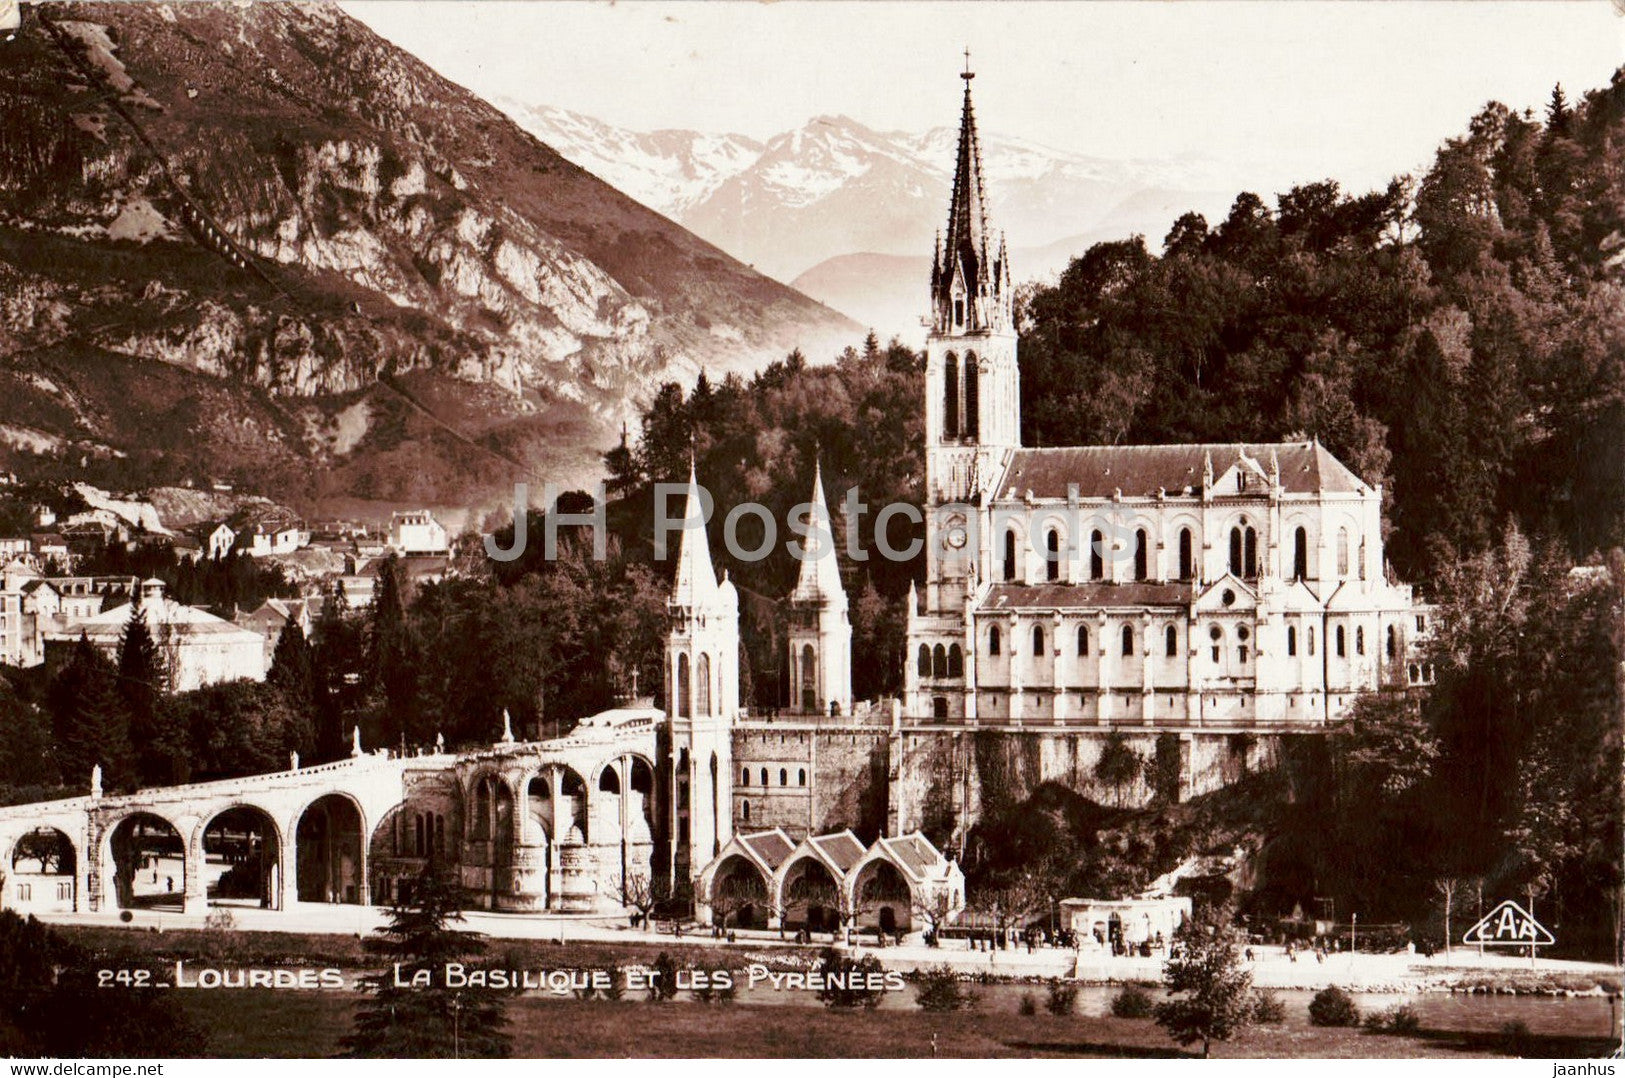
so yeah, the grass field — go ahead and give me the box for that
[53,925,1617,1058]
[174,992,1616,1059]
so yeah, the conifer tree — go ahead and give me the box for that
[342,864,511,1058]
[50,635,135,793]
[117,602,183,785]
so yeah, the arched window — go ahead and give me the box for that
[1229,527,1243,576]
[1307,626,1316,656]
[1356,626,1366,655]
[799,769,807,786]
[676,653,691,719]
[932,644,947,679]
[742,800,750,822]
[1090,530,1104,580]
[1003,530,1018,582]
[780,768,788,787]
[989,625,1001,656]
[1337,528,1350,577]
[1164,625,1178,657]
[760,768,769,786]
[1209,624,1223,662]
[414,814,425,856]
[697,652,712,717]
[917,644,930,677]
[1335,625,1346,657]
[1287,626,1297,656]
[943,353,960,439]
[1178,528,1194,580]
[801,644,816,712]
[1243,527,1258,578]
[1293,527,1308,580]
[741,767,750,786]
[947,644,964,678]
[1077,625,1090,656]
[1046,529,1060,582]
[1134,529,1148,581]
[1121,625,1134,656]
[1032,624,1045,656]
[964,354,979,439]
[1386,624,1398,659]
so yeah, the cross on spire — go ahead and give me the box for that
[962,47,973,80]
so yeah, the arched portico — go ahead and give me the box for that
[6,826,77,913]
[294,793,366,905]
[106,811,188,912]
[699,852,772,929]
[198,804,282,911]
[847,855,915,933]
[777,852,843,933]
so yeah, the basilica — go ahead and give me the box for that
[667,66,1430,921]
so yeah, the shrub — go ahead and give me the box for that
[1045,980,1079,1016]
[1499,1019,1533,1056]
[1364,1003,1420,1034]
[601,965,624,1001]
[914,965,979,1012]
[816,947,888,1009]
[1251,989,1286,1024]
[1308,986,1360,1027]
[1018,992,1038,1016]
[646,952,679,1002]
[1110,983,1155,1019]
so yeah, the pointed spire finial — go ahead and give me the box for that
[962,46,974,80]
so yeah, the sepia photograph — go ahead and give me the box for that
[0,0,1621,1063]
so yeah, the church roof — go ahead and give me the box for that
[737,828,797,871]
[996,442,1369,500]
[880,833,944,879]
[811,831,867,873]
[981,582,1194,611]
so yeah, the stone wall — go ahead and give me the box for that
[730,724,890,840]
[730,723,1308,847]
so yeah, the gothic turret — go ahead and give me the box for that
[787,460,853,716]
[663,461,738,885]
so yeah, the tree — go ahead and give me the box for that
[117,603,184,786]
[1095,731,1143,807]
[342,864,511,1059]
[267,620,315,709]
[368,555,419,748]
[49,636,134,793]
[1154,914,1255,1057]
[614,870,672,932]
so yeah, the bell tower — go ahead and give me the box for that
[663,463,739,889]
[924,56,1019,613]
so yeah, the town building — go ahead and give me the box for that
[45,578,265,691]
[388,510,449,556]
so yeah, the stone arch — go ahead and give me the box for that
[676,653,691,719]
[703,852,772,929]
[526,774,553,842]
[106,810,186,911]
[294,792,365,905]
[943,352,960,439]
[931,643,947,679]
[1177,527,1194,580]
[7,826,76,911]
[777,852,843,932]
[947,643,964,679]
[849,854,915,932]
[198,804,282,911]
[559,767,589,842]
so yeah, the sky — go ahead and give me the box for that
[347,1,1624,193]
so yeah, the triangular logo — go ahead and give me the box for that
[1462,900,1555,946]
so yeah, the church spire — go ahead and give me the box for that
[670,459,719,608]
[931,54,1010,335]
[790,458,846,608]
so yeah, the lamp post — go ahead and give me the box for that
[1350,912,1357,963]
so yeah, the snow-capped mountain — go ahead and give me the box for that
[499,102,1233,293]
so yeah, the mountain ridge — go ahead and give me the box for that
[0,2,854,515]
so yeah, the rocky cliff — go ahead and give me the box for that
[0,2,854,512]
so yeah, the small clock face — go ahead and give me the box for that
[944,515,969,549]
